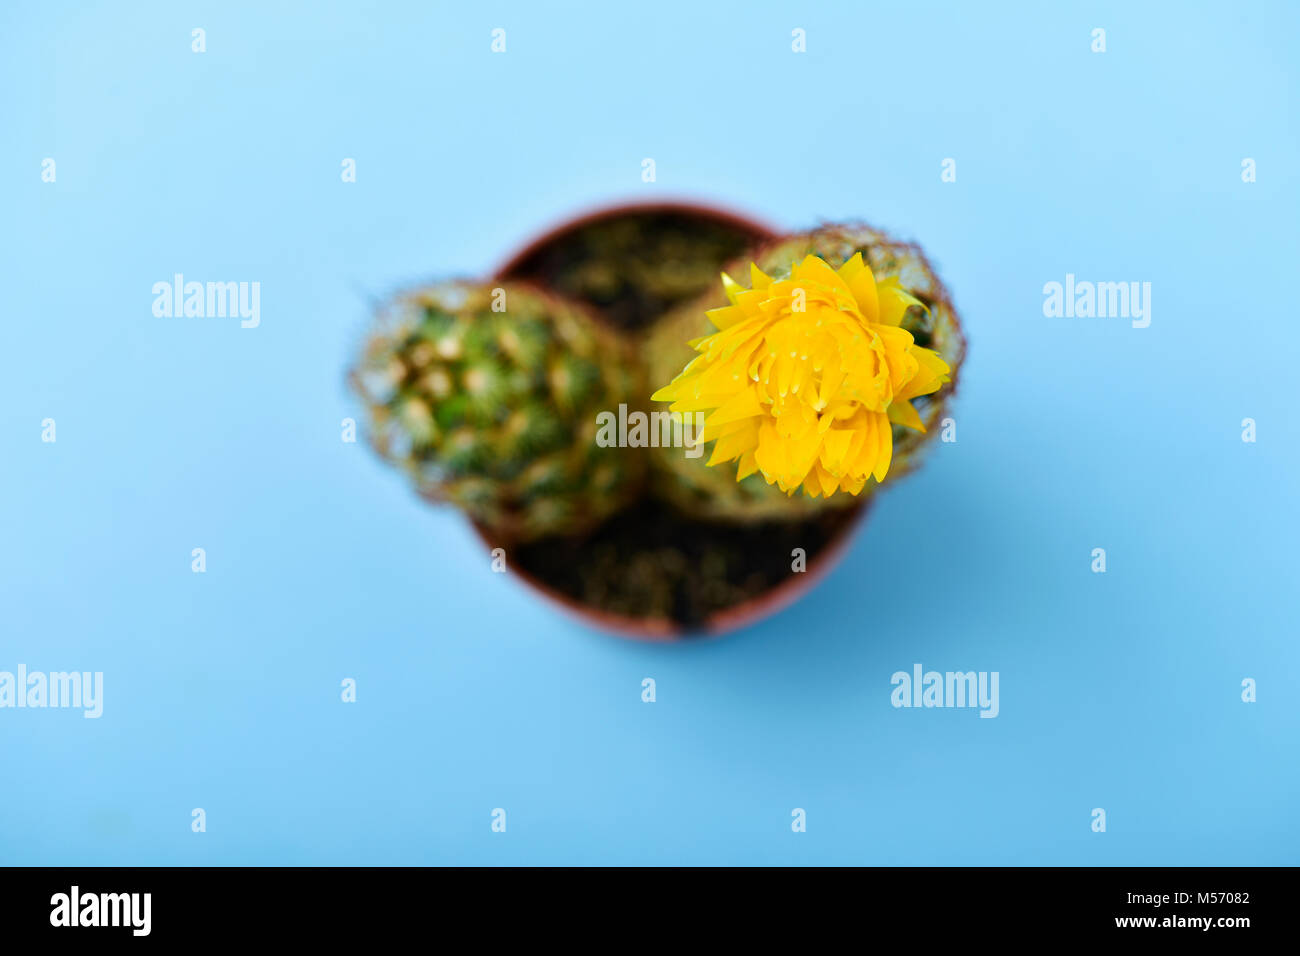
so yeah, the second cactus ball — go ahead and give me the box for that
[352,281,643,543]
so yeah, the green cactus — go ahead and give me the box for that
[352,281,644,543]
[646,222,966,521]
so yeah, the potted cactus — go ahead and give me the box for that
[351,203,965,638]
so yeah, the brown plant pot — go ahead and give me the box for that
[474,199,870,641]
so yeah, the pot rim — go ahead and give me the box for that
[494,196,780,281]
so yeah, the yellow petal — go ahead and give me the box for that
[820,428,853,474]
[837,251,866,282]
[650,382,679,403]
[708,418,758,464]
[840,473,868,496]
[877,278,925,327]
[871,410,893,482]
[886,399,925,432]
[847,265,880,324]
[736,450,759,481]
[851,411,879,479]
[705,304,747,330]
[813,462,839,498]
[895,346,950,401]
[704,389,764,429]
[720,272,744,305]
[792,255,854,298]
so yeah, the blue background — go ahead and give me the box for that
[2,1,1297,865]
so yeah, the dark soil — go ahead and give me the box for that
[499,206,863,631]
[513,499,853,629]
[504,209,760,333]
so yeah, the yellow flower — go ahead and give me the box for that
[651,253,951,498]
